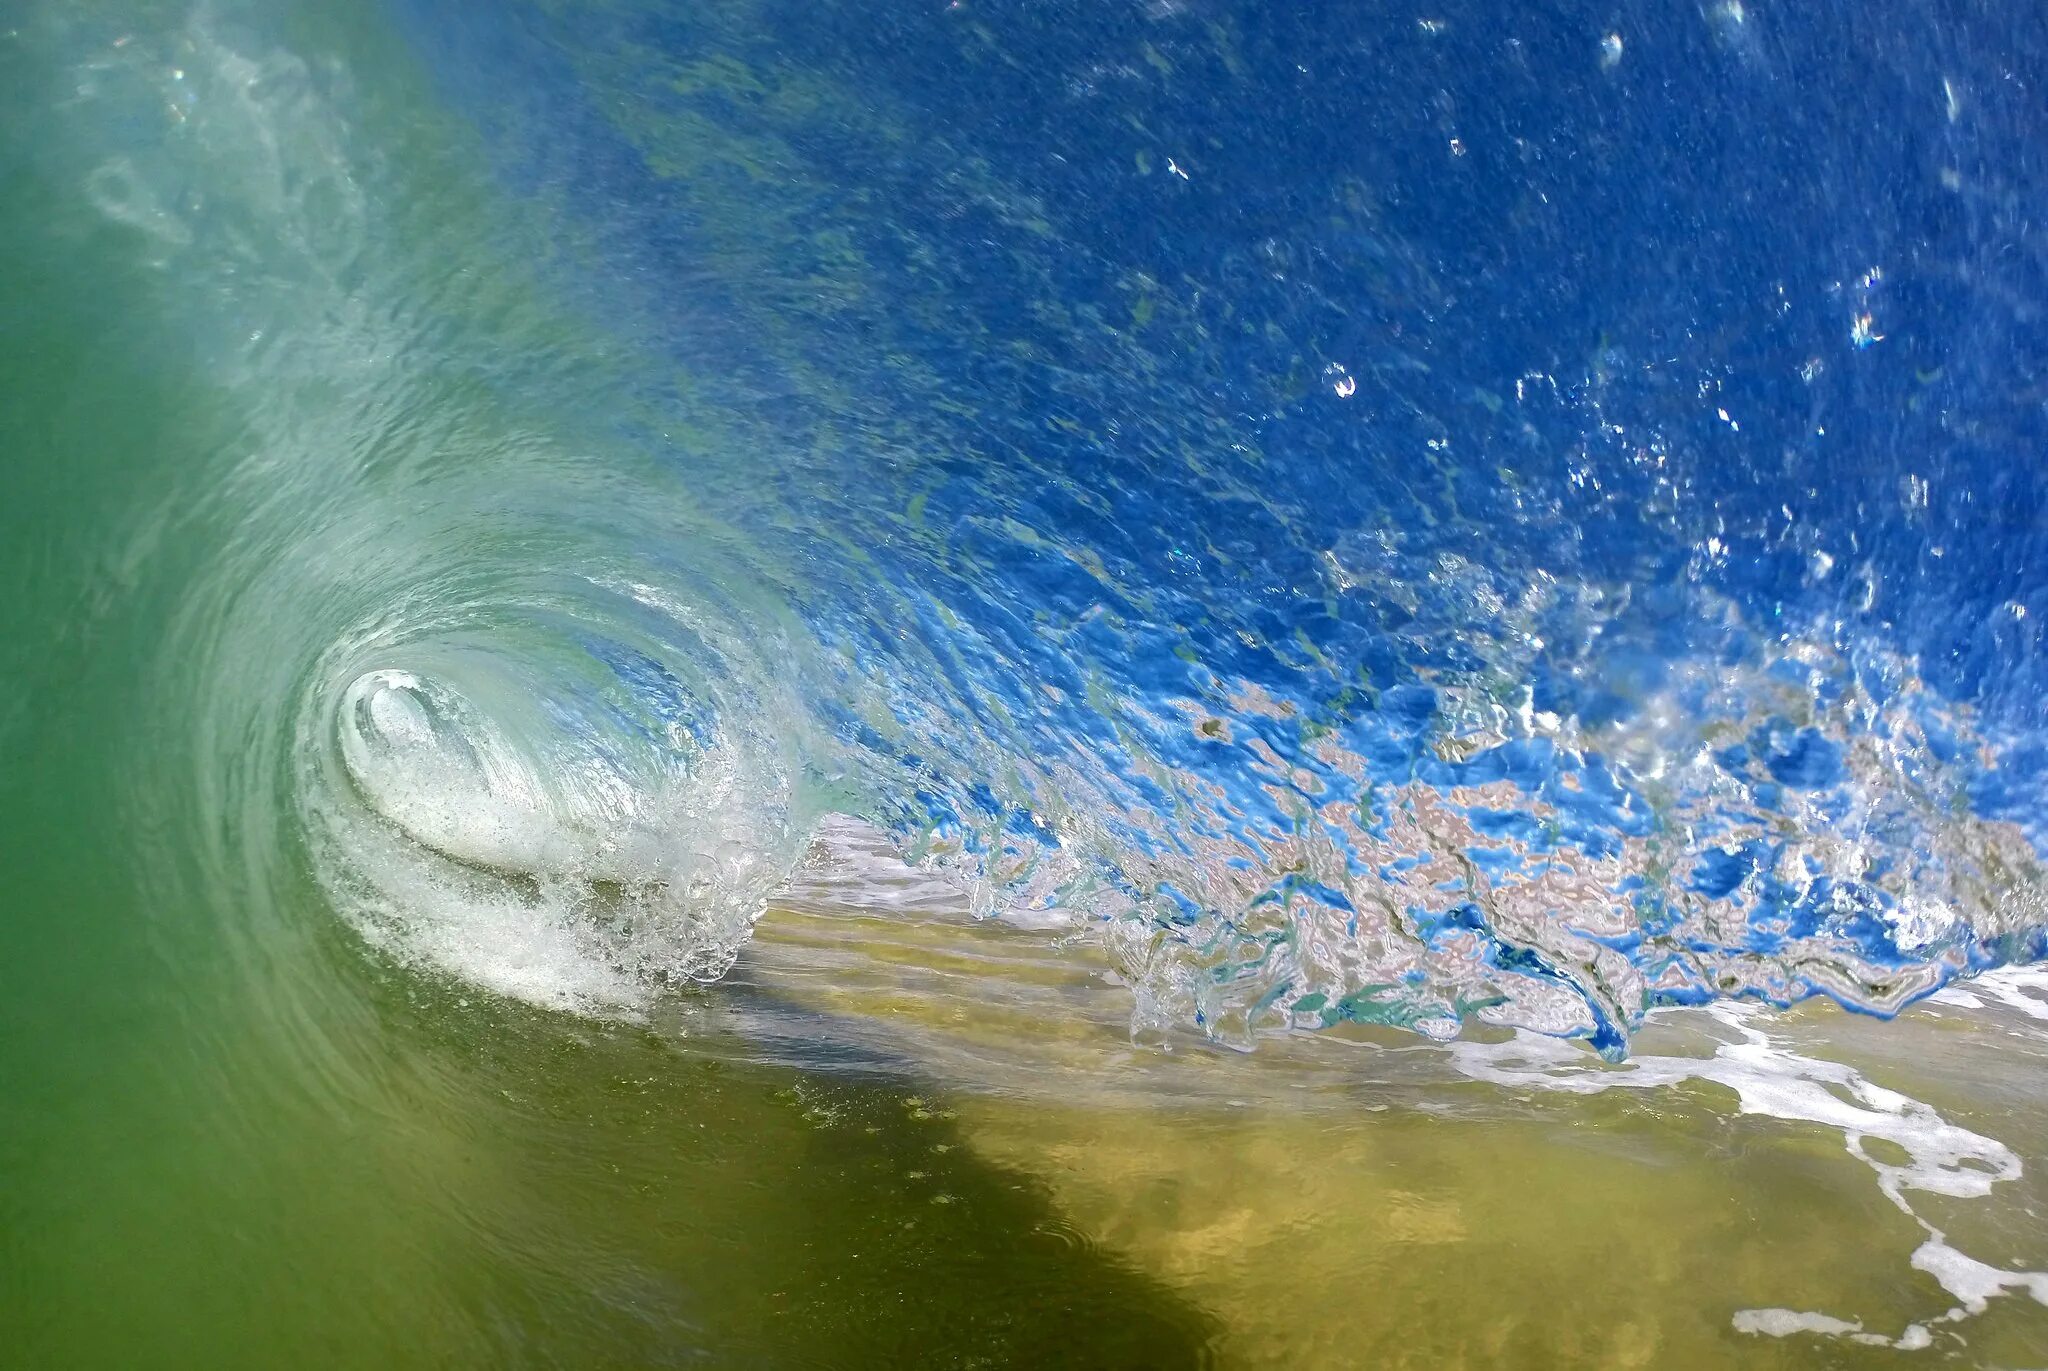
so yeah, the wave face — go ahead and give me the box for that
[40,0,2048,1054]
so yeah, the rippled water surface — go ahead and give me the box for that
[6,0,2048,1364]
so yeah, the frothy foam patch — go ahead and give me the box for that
[1450,1003,2048,1349]
[1733,1308,1935,1350]
[1911,1237,2048,1314]
[1930,965,2048,1026]
[313,762,651,1014]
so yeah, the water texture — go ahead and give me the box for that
[9,5,2048,1364]
[13,0,2048,1068]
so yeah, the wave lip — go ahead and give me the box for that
[62,1,2048,1058]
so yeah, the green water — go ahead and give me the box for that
[6,4,2048,1368]
[0,8,1191,1361]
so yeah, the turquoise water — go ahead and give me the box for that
[7,0,2048,1364]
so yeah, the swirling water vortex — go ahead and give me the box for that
[60,4,825,1026]
[48,0,2048,1062]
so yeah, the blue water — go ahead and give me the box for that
[98,0,2045,1057]
[351,0,2048,1056]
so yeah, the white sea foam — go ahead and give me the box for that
[1731,1308,1863,1339]
[1930,965,2048,1024]
[1450,1001,2048,1348]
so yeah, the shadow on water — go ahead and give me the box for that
[347,964,1222,1370]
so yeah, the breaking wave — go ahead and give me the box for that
[43,0,2048,1057]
